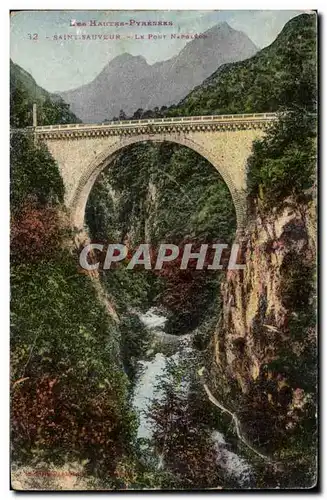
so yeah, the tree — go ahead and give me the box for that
[119,109,127,121]
[132,108,144,119]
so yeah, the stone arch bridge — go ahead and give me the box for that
[35,113,277,233]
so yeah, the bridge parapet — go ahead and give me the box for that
[35,113,277,139]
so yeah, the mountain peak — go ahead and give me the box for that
[110,53,147,66]
[59,23,258,122]
[204,22,233,35]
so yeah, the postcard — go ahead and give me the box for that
[10,9,318,491]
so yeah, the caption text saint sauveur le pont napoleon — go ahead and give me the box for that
[52,33,207,41]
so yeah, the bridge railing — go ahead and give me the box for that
[35,112,278,131]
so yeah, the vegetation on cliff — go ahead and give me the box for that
[10,77,138,487]
[10,133,64,214]
[247,108,316,210]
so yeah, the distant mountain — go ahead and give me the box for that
[10,60,80,128]
[167,13,317,117]
[58,22,257,123]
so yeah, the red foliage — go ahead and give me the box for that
[11,201,64,262]
[11,375,125,474]
[153,240,228,319]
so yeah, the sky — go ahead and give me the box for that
[10,10,309,93]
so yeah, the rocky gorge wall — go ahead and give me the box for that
[207,197,317,486]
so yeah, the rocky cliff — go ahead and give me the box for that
[207,196,317,486]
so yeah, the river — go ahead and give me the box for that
[131,308,253,488]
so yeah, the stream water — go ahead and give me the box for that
[132,308,253,488]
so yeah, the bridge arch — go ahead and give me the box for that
[69,133,247,233]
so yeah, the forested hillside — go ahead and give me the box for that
[170,14,316,116]
[10,60,81,127]
[10,66,142,488]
